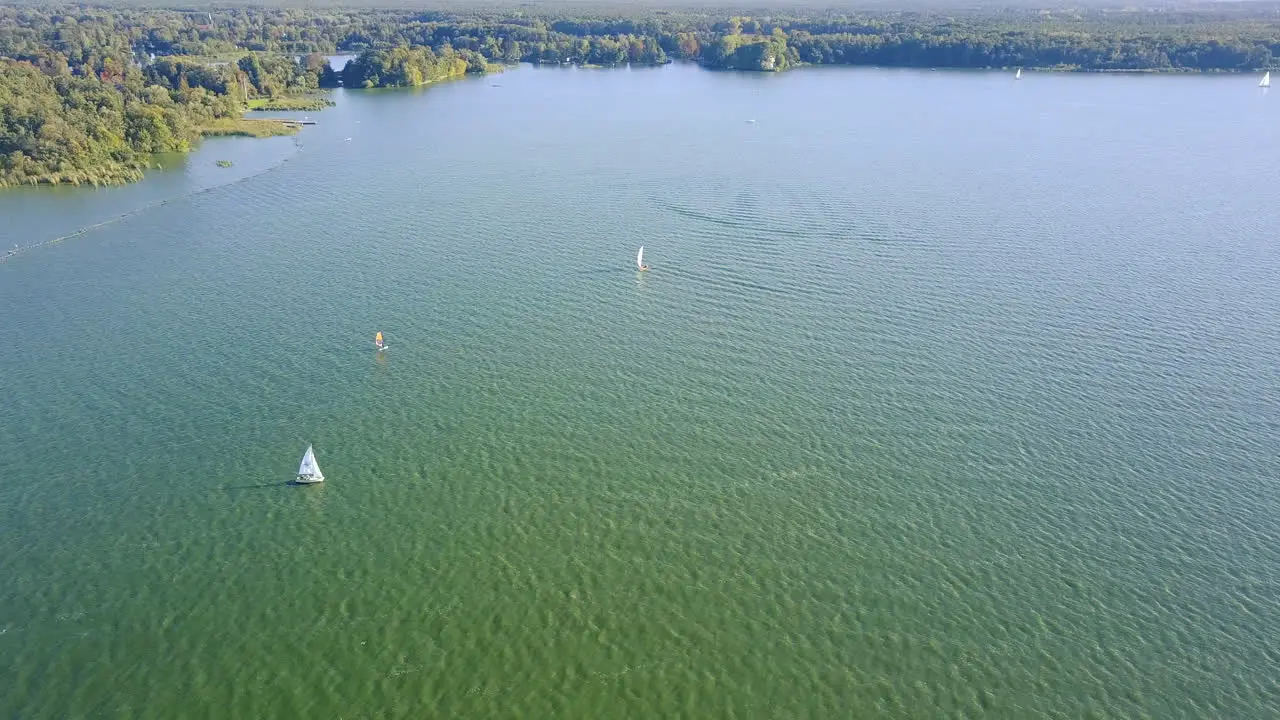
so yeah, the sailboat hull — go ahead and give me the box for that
[296,474,324,484]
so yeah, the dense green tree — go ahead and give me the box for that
[342,46,468,88]
[0,59,217,185]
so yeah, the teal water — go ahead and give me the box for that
[1,64,1278,718]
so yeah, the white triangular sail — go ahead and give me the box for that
[1262,71,1271,88]
[636,246,645,269]
[296,444,324,483]
[1015,68,1021,79]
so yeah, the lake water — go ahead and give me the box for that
[1,64,1277,718]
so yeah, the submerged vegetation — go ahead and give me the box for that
[5,2,1280,185]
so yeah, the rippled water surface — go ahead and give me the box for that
[1,64,1278,718]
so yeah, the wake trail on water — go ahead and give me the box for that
[1,141,300,265]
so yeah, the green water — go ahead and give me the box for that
[1,65,1278,718]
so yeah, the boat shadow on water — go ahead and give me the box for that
[224,482,300,491]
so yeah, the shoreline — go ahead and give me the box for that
[3,58,1268,192]
[0,118,300,190]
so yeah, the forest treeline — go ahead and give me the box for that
[6,4,1279,72]
[6,3,1280,185]
[0,44,323,186]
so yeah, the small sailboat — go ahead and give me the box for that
[1261,71,1271,88]
[636,246,649,272]
[1015,68,1022,79]
[374,331,386,351]
[296,444,324,484]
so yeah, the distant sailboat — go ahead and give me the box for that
[374,331,385,351]
[1015,68,1022,79]
[296,444,324,484]
[1261,71,1271,88]
[636,246,649,271]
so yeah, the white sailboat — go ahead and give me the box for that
[296,444,324,484]
[1015,68,1022,79]
[1261,71,1271,88]
[636,246,649,271]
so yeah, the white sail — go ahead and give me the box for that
[636,246,645,269]
[1015,68,1021,79]
[1262,71,1271,88]
[296,444,324,483]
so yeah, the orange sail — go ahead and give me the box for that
[375,331,384,348]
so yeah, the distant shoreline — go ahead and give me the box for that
[5,3,1279,189]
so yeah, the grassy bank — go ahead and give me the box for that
[201,118,300,138]
[246,95,334,111]
[0,163,145,188]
